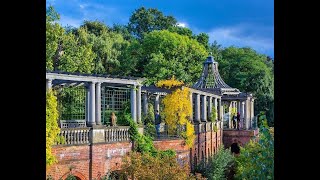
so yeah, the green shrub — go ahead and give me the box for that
[196,146,235,180]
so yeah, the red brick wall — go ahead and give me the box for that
[153,139,190,167]
[223,129,259,148]
[46,145,90,180]
[47,129,226,179]
[91,142,132,179]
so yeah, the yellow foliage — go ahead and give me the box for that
[156,76,184,89]
[46,90,60,167]
[160,78,195,148]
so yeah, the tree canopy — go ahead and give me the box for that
[128,7,177,39]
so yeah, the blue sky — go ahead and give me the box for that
[46,0,274,58]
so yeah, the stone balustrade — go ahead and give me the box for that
[104,126,130,142]
[58,128,90,145]
[55,126,130,146]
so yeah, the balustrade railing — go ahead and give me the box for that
[57,128,90,145]
[104,126,130,142]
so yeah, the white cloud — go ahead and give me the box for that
[177,22,188,28]
[207,24,274,55]
[79,4,88,10]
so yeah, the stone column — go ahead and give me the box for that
[131,86,137,122]
[240,101,245,129]
[201,95,207,122]
[251,99,254,129]
[46,79,52,91]
[208,96,212,121]
[228,102,232,128]
[244,100,248,129]
[218,98,221,121]
[237,101,241,113]
[195,93,200,122]
[86,86,90,125]
[136,85,142,124]
[190,92,193,121]
[95,82,102,125]
[88,82,96,126]
[143,93,148,115]
[155,94,160,113]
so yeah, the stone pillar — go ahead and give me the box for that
[218,98,222,121]
[95,82,102,125]
[143,93,148,115]
[237,101,241,113]
[137,85,142,124]
[131,86,137,122]
[86,86,90,125]
[46,79,52,91]
[240,101,245,129]
[190,92,193,121]
[244,100,248,129]
[155,94,160,112]
[228,102,232,128]
[251,99,254,129]
[88,82,96,126]
[208,96,212,121]
[195,93,200,122]
[201,95,207,122]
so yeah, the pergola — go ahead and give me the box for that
[141,85,223,126]
[46,71,145,127]
[193,55,256,129]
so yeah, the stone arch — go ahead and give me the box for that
[61,170,87,180]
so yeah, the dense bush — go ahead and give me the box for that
[196,146,235,180]
[235,120,274,179]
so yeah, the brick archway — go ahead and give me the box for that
[61,170,87,180]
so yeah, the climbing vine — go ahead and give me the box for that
[157,76,195,148]
[46,90,61,167]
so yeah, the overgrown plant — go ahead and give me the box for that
[119,152,192,180]
[157,76,195,148]
[46,90,61,167]
[195,146,235,180]
[210,107,217,122]
[235,119,274,179]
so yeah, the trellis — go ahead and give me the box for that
[57,86,86,120]
[101,86,130,125]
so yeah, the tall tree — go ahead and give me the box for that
[123,30,208,85]
[195,33,210,50]
[57,27,96,73]
[128,7,177,39]
[46,6,64,71]
[217,47,274,125]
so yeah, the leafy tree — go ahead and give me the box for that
[235,120,274,179]
[127,30,207,85]
[217,47,274,125]
[80,20,109,36]
[195,33,210,50]
[57,27,96,73]
[46,6,64,70]
[168,26,193,38]
[110,23,135,41]
[157,77,195,147]
[128,7,177,39]
[46,90,60,166]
